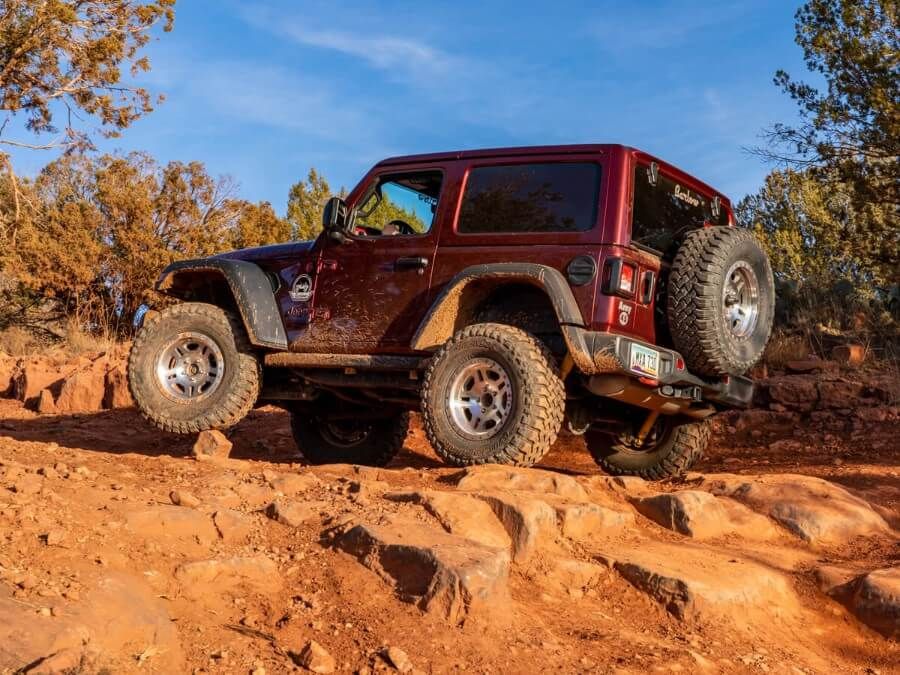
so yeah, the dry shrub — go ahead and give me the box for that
[0,326,38,356]
[763,332,813,370]
[63,318,114,357]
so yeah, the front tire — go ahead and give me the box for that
[585,416,710,480]
[290,409,409,466]
[421,323,564,467]
[128,302,261,434]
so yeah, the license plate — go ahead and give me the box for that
[630,344,660,378]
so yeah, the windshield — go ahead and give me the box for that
[631,164,728,254]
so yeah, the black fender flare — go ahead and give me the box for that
[156,258,288,350]
[411,263,586,352]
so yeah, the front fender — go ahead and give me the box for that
[156,258,288,350]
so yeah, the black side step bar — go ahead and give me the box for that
[264,353,426,371]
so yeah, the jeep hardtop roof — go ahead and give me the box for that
[375,143,730,206]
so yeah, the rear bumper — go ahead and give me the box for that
[562,326,754,409]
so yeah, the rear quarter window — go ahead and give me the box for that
[631,164,728,254]
[457,162,601,234]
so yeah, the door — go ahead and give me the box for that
[291,169,445,354]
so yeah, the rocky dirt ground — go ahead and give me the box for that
[0,352,898,674]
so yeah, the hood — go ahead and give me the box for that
[216,240,316,262]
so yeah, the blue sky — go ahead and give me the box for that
[9,0,809,214]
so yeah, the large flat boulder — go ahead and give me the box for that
[103,362,133,409]
[125,504,219,543]
[832,567,900,639]
[465,490,558,562]
[599,541,800,622]
[697,474,890,545]
[338,516,510,624]
[387,489,511,550]
[765,377,819,411]
[533,557,607,598]
[456,465,588,501]
[549,499,635,540]
[0,353,16,397]
[631,490,781,541]
[0,572,183,673]
[265,470,322,495]
[266,497,327,527]
[54,364,106,413]
[175,555,282,599]
[13,357,73,407]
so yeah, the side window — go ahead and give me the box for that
[457,162,601,234]
[354,171,442,236]
[631,164,728,254]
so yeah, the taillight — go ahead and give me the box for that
[620,264,635,294]
[602,258,637,298]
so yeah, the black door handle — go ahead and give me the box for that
[395,256,430,270]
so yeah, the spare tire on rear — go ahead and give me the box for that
[667,227,774,377]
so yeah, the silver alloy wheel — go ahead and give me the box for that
[722,261,760,339]
[448,357,513,439]
[155,331,225,402]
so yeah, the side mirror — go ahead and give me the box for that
[322,196,350,239]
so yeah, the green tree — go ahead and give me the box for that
[757,1,898,248]
[749,0,900,296]
[357,195,428,233]
[736,168,893,286]
[287,168,331,240]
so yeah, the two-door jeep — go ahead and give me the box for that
[128,144,774,478]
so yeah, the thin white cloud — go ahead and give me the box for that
[237,5,464,86]
[282,27,458,79]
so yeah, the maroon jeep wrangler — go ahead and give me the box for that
[128,144,774,478]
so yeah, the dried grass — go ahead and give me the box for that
[762,332,812,370]
[0,325,38,356]
[62,318,114,356]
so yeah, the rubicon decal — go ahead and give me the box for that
[618,300,633,326]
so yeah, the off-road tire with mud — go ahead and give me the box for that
[290,410,410,466]
[585,417,710,479]
[421,323,565,467]
[668,226,775,377]
[128,302,261,433]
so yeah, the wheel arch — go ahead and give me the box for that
[156,259,288,350]
[411,263,586,352]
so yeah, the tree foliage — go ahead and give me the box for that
[357,195,428,233]
[232,200,292,250]
[737,168,896,287]
[287,168,334,241]
[0,0,175,150]
[760,0,899,212]
[0,151,291,332]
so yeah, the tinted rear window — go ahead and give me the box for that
[458,162,600,234]
[631,164,728,253]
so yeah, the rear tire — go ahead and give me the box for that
[128,302,261,434]
[290,409,409,467]
[586,416,709,480]
[668,227,775,376]
[421,323,564,467]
